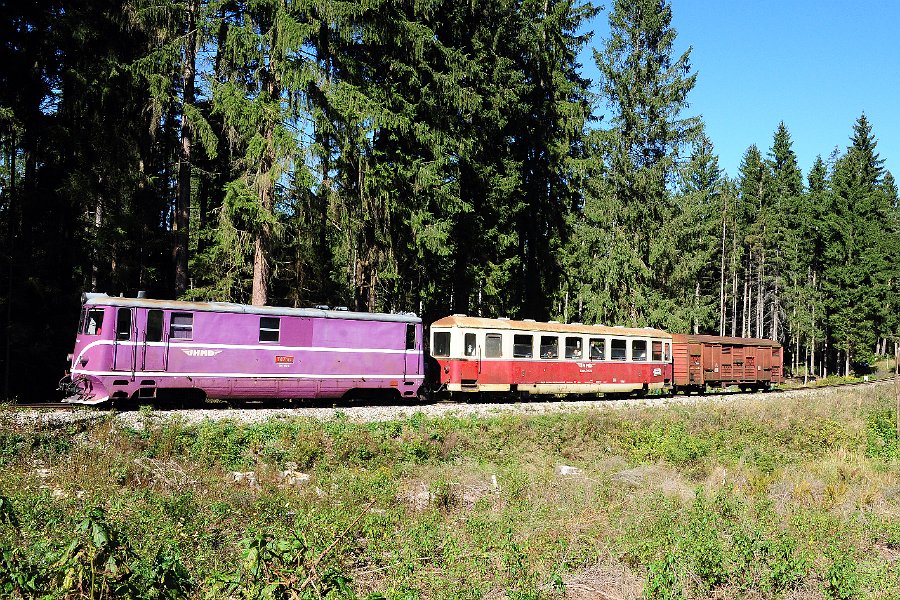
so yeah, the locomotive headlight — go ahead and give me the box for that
[66,354,73,362]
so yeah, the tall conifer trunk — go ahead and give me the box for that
[174,0,199,297]
[251,37,279,307]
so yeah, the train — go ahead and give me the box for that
[61,293,783,405]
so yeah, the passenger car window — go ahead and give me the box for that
[632,340,647,361]
[260,317,280,343]
[83,309,104,335]
[432,332,450,357]
[513,334,533,358]
[116,308,132,341]
[565,337,583,359]
[540,336,558,359]
[589,338,605,360]
[147,310,164,342]
[465,333,476,356]
[486,334,502,358]
[611,338,627,361]
[652,341,663,361]
[170,313,194,340]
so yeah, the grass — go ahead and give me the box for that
[1,385,899,598]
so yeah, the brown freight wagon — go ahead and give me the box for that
[671,334,784,394]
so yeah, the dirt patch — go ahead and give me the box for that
[610,464,693,501]
[560,561,644,599]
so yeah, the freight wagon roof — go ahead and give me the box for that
[83,294,421,323]
[431,315,671,338]
[670,333,781,348]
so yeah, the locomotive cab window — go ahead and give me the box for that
[565,337,583,359]
[406,324,416,350]
[170,313,194,340]
[259,317,280,343]
[589,338,605,360]
[147,310,164,342]
[83,309,104,335]
[652,341,663,361]
[540,336,558,359]
[611,338,627,361]
[485,334,502,358]
[513,334,533,358]
[116,308,132,341]
[664,342,671,361]
[432,331,450,357]
[464,333,476,356]
[632,340,647,361]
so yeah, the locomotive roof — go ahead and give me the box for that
[670,333,781,347]
[83,294,421,324]
[431,315,671,338]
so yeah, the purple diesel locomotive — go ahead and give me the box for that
[63,293,424,404]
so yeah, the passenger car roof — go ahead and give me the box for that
[431,315,670,338]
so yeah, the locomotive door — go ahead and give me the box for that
[112,307,137,374]
[141,309,167,372]
[403,324,419,378]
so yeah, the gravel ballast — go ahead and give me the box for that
[2,380,891,429]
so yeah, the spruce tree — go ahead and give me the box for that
[586,0,699,326]
[822,114,888,372]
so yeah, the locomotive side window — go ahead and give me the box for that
[465,333,476,356]
[632,340,647,361]
[664,342,671,361]
[513,334,533,358]
[147,310,164,342]
[171,313,194,340]
[116,308,132,341]
[540,336,558,359]
[432,331,450,357]
[652,341,663,361]
[77,309,87,335]
[83,309,104,335]
[485,334,502,358]
[589,338,605,360]
[611,338,627,360]
[406,324,416,350]
[565,337,583,359]
[260,317,280,343]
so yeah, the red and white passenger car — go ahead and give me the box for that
[430,315,673,398]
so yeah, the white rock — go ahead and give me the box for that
[555,465,583,476]
[277,470,311,487]
[227,471,258,486]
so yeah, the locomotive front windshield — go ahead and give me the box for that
[83,308,104,335]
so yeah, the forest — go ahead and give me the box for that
[0,0,897,400]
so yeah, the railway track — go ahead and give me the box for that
[10,402,82,410]
[5,377,894,413]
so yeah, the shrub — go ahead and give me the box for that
[824,548,859,600]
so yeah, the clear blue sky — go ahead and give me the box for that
[578,0,899,180]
